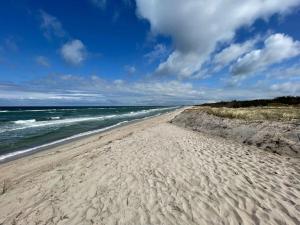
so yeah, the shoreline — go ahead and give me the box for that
[0,109,181,164]
[1,107,299,225]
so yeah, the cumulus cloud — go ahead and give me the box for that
[232,33,300,75]
[60,40,87,65]
[155,51,202,78]
[136,0,300,78]
[40,10,65,39]
[35,56,50,67]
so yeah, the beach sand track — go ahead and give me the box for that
[0,110,299,225]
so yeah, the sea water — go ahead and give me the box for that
[0,106,178,161]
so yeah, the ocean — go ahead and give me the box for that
[0,106,178,162]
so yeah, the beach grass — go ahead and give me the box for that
[188,106,300,121]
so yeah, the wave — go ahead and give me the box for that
[5,115,117,133]
[0,112,168,162]
[0,109,176,162]
[0,120,129,162]
[0,107,118,113]
[14,119,36,124]
[50,116,60,120]
[1,107,177,133]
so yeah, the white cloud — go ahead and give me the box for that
[0,90,83,101]
[268,64,300,79]
[132,80,203,98]
[35,56,50,67]
[1,73,299,105]
[232,33,300,75]
[136,0,300,78]
[40,10,65,39]
[144,44,168,63]
[60,40,87,65]
[155,51,202,78]
[213,39,257,69]
[114,79,124,86]
[0,75,205,105]
[270,82,300,94]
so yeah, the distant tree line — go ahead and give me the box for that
[199,96,300,108]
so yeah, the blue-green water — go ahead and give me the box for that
[0,106,178,161]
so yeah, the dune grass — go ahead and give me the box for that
[190,106,300,121]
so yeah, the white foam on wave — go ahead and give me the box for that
[6,115,117,133]
[2,107,177,133]
[0,110,8,113]
[0,109,176,162]
[50,116,60,120]
[0,120,129,162]
[14,119,36,124]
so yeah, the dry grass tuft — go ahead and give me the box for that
[1,179,10,195]
[191,106,300,121]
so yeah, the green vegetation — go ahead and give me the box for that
[199,96,300,108]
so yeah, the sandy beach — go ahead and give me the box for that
[0,108,299,225]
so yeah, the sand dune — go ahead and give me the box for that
[0,109,299,225]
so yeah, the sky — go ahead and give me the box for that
[0,0,300,106]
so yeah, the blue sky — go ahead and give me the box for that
[0,0,300,106]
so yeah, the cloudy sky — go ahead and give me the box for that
[0,0,300,106]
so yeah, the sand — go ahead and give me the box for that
[0,109,299,225]
[171,107,300,157]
